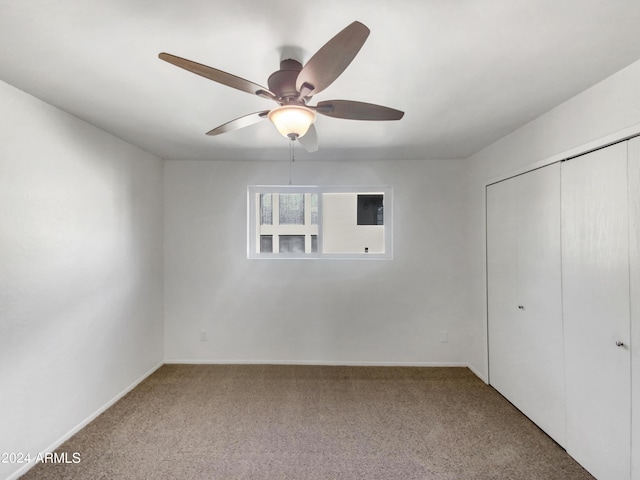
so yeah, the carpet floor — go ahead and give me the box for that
[21,365,594,479]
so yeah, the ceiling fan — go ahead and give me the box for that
[158,21,404,152]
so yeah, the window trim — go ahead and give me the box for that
[247,185,393,260]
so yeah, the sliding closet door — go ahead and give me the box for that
[630,137,640,480]
[562,142,631,480]
[487,176,518,407]
[487,163,565,445]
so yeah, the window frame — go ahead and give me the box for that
[247,185,393,260]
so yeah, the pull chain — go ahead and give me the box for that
[289,138,295,185]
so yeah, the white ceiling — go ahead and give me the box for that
[2,0,640,161]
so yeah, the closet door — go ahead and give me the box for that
[487,163,565,445]
[629,137,640,480]
[562,142,631,480]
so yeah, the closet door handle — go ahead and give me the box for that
[615,341,625,347]
[517,305,525,310]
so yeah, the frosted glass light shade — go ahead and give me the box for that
[268,105,316,139]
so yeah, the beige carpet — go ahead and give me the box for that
[22,365,593,479]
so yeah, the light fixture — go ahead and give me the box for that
[268,105,316,140]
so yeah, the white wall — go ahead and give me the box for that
[164,158,471,366]
[0,81,164,479]
[465,58,640,379]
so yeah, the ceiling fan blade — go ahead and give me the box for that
[315,100,404,121]
[159,52,276,100]
[206,111,270,136]
[297,124,318,152]
[295,21,370,97]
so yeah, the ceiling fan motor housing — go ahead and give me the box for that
[268,59,304,102]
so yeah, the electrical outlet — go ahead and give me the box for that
[439,331,448,343]
[200,330,207,342]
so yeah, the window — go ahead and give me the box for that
[248,185,392,259]
[357,194,384,225]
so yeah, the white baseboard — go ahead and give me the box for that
[7,361,163,480]
[165,358,475,368]
[166,359,489,383]
[466,363,488,384]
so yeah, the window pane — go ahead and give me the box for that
[311,235,318,253]
[260,194,272,225]
[260,235,273,253]
[323,193,385,254]
[357,194,384,225]
[310,193,319,225]
[279,235,305,253]
[279,194,304,225]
